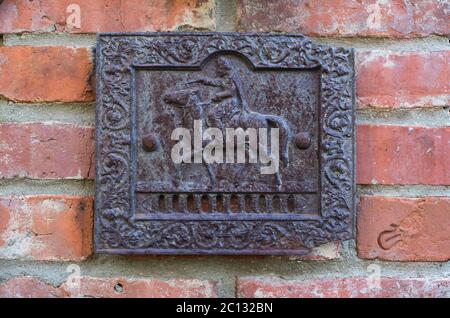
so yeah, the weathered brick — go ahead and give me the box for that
[0,276,217,298]
[60,277,218,298]
[0,277,66,298]
[357,51,449,108]
[0,46,93,102]
[237,0,449,38]
[0,0,215,33]
[357,125,450,185]
[0,123,94,179]
[357,196,450,261]
[0,196,93,261]
[237,276,450,298]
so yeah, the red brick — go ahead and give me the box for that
[357,196,450,261]
[237,276,450,298]
[237,0,449,38]
[357,51,449,108]
[0,123,94,179]
[357,125,450,185]
[0,196,93,261]
[0,0,215,33]
[0,276,217,298]
[60,277,218,298]
[0,46,93,102]
[0,277,66,298]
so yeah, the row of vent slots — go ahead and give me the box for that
[152,194,298,213]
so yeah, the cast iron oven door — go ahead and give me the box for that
[95,33,355,255]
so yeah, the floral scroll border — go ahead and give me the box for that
[94,33,355,255]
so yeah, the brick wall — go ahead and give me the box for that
[0,0,448,298]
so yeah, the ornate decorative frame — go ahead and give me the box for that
[94,33,355,255]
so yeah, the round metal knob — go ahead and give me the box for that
[142,134,159,152]
[294,132,311,150]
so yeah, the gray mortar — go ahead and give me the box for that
[357,107,450,127]
[358,185,450,198]
[312,35,450,52]
[216,0,237,32]
[0,0,449,298]
[0,179,94,196]
[4,33,449,52]
[3,33,97,48]
[0,101,95,126]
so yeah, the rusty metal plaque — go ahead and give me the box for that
[94,33,355,255]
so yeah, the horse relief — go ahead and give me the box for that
[163,56,293,188]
